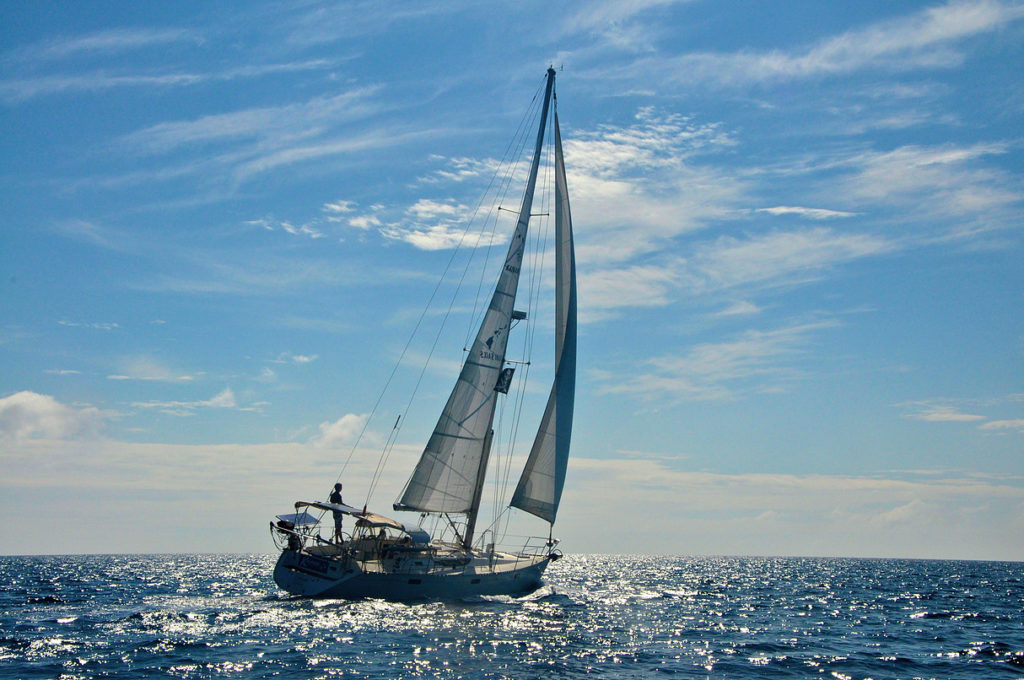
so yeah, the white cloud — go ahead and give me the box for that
[348,215,381,230]
[205,388,237,408]
[58,320,119,331]
[560,456,1024,558]
[121,88,378,155]
[4,27,199,63]
[0,391,104,440]
[382,222,507,251]
[647,0,1024,86]
[901,402,987,422]
[0,434,1021,558]
[1,59,335,104]
[827,143,1024,238]
[567,110,743,264]
[577,264,678,321]
[715,301,762,317]
[602,320,838,401]
[271,352,320,365]
[683,228,897,294]
[564,0,680,37]
[980,419,1024,432]
[322,199,356,214]
[407,199,464,219]
[417,156,501,184]
[107,356,195,382]
[231,127,433,185]
[313,413,369,448]
[132,387,239,415]
[757,206,858,220]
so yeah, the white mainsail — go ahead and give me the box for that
[395,71,557,522]
[510,113,577,523]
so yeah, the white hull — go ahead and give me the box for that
[273,545,551,600]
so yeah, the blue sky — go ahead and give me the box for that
[2,1,1022,559]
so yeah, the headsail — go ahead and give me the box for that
[510,111,577,523]
[395,70,557,525]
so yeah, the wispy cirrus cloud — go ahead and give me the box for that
[682,227,897,294]
[715,301,763,317]
[600,319,839,401]
[757,206,859,220]
[120,87,380,155]
[980,419,1024,432]
[107,356,197,382]
[900,401,987,422]
[578,227,896,321]
[58,320,119,331]
[270,352,319,365]
[898,397,1024,432]
[3,27,200,63]
[638,0,1024,86]
[1,59,335,104]
[837,142,1021,233]
[555,108,743,265]
[577,264,679,322]
[132,387,238,417]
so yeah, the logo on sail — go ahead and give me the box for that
[479,325,507,361]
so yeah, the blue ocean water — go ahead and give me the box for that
[1,554,1021,678]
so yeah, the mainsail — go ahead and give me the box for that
[395,70,557,529]
[510,112,577,523]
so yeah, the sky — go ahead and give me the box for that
[1,1,1023,560]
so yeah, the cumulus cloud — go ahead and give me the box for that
[322,199,355,214]
[0,391,104,440]
[313,413,368,448]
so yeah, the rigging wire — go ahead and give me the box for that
[356,75,550,512]
[489,98,558,544]
[462,85,546,349]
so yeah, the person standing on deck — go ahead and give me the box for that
[329,482,344,544]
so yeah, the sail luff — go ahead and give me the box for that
[510,111,577,523]
[396,69,557,525]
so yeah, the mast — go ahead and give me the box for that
[397,68,557,550]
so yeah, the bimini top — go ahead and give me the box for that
[294,501,430,544]
[355,512,431,545]
[295,500,363,515]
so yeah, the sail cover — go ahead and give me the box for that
[396,72,556,515]
[511,113,577,523]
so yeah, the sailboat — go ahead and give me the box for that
[270,67,575,599]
